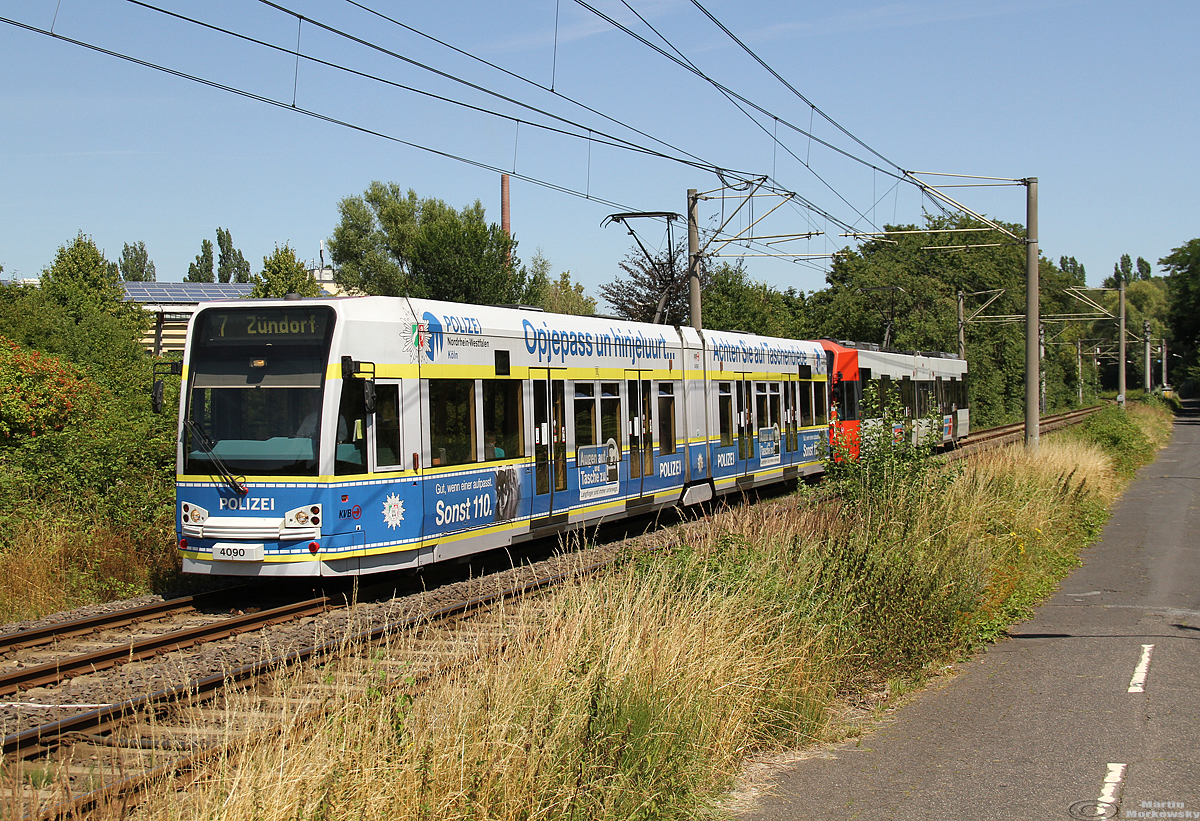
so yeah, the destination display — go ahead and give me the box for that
[196,307,333,346]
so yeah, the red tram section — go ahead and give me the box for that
[819,339,969,456]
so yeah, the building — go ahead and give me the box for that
[123,281,255,355]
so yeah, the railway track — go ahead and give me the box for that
[0,405,1103,818]
[0,544,621,820]
[948,405,1102,459]
[0,594,334,698]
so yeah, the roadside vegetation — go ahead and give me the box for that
[125,400,1171,821]
[0,234,178,622]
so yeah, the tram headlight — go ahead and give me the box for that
[284,504,321,528]
[182,503,209,525]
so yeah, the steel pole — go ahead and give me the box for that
[1118,277,1126,408]
[1144,319,1152,392]
[1077,338,1083,405]
[957,290,965,360]
[1024,178,1039,453]
[688,189,701,331]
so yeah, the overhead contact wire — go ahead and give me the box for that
[120,0,739,178]
[0,15,638,213]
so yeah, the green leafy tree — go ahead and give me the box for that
[1105,253,1134,288]
[1136,256,1153,281]
[39,232,132,323]
[1161,238,1200,390]
[600,240,705,325]
[216,227,251,284]
[1059,256,1086,283]
[409,201,528,304]
[119,241,156,282]
[186,239,215,283]
[702,262,804,338]
[250,244,321,298]
[519,249,593,315]
[802,214,1092,425]
[327,182,525,304]
[542,270,596,316]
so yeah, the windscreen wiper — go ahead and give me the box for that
[184,420,247,495]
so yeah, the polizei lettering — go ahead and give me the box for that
[219,497,276,511]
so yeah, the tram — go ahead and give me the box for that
[169,296,831,577]
[820,339,969,456]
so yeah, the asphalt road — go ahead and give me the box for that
[738,401,1200,821]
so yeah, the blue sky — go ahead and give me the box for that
[2,0,1196,306]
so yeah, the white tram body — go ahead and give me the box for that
[856,347,969,445]
[822,338,969,448]
[175,297,830,577]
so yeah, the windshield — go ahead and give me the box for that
[184,306,334,477]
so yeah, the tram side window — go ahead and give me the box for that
[482,381,523,460]
[837,379,860,421]
[718,382,734,446]
[798,381,813,427]
[574,382,596,448]
[813,382,828,426]
[335,379,368,475]
[900,377,915,418]
[374,384,401,469]
[918,380,933,418]
[658,382,677,456]
[600,383,622,453]
[428,379,476,467]
[877,375,894,418]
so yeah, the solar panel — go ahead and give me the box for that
[122,282,254,304]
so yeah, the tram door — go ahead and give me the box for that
[625,372,653,497]
[531,369,568,520]
[782,376,797,460]
[735,377,754,475]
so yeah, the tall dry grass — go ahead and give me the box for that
[112,405,1170,820]
[0,520,176,623]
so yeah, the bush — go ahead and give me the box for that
[1070,405,1155,477]
[0,275,179,619]
[0,336,99,438]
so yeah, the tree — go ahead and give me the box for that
[701,261,803,338]
[250,244,321,298]
[327,182,526,304]
[1059,256,1086,284]
[523,249,552,308]
[1105,253,1137,288]
[799,214,1097,425]
[186,239,214,283]
[119,241,156,282]
[1161,238,1200,390]
[40,232,129,321]
[1136,256,1153,281]
[543,271,596,316]
[409,201,528,304]
[599,240,703,325]
[216,227,251,284]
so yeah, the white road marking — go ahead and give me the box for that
[1099,762,1126,806]
[1128,644,1155,693]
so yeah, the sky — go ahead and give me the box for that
[2,0,1197,308]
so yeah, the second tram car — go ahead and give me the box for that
[173,297,831,577]
[820,339,969,456]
